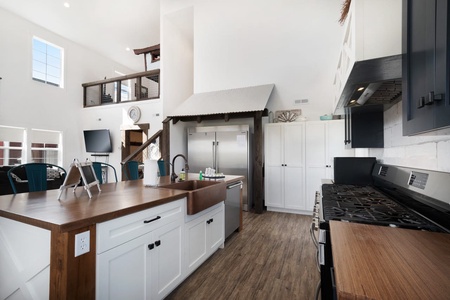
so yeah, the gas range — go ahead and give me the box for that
[312,162,450,300]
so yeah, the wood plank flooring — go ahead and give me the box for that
[166,211,319,300]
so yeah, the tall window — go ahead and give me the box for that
[0,126,25,166]
[32,37,64,87]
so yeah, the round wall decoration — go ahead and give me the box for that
[128,106,141,123]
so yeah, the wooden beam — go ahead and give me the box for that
[161,118,171,176]
[253,111,264,214]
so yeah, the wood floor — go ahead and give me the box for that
[166,211,319,300]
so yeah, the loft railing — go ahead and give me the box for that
[82,69,160,107]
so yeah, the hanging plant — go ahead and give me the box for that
[339,0,351,25]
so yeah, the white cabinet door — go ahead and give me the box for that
[265,124,283,167]
[185,214,207,275]
[264,165,284,208]
[284,166,304,210]
[97,233,151,300]
[305,122,328,211]
[151,220,184,300]
[207,205,224,252]
[185,204,224,276]
[284,123,304,167]
[265,123,305,212]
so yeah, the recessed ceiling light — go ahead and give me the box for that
[357,87,365,91]
[350,99,356,104]
[64,2,70,8]
[125,47,131,51]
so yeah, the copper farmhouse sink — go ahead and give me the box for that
[159,180,226,215]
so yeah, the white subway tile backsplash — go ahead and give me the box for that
[381,103,450,171]
[437,140,450,172]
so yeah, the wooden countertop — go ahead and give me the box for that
[0,174,243,232]
[330,221,450,300]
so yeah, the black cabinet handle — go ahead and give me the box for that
[206,218,214,224]
[427,91,444,105]
[155,240,161,247]
[144,216,161,224]
[148,243,155,250]
[210,218,213,223]
[418,97,425,108]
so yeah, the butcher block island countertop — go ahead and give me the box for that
[0,174,243,231]
[0,173,243,299]
[330,221,450,300]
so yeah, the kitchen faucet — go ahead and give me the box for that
[171,154,189,182]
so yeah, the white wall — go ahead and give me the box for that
[193,0,344,121]
[0,8,153,175]
[161,0,194,171]
[369,102,450,172]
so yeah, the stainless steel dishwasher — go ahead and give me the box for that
[225,181,242,239]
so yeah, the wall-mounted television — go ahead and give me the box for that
[83,129,113,153]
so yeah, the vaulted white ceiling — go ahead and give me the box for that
[0,0,160,72]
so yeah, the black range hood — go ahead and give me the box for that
[334,54,403,115]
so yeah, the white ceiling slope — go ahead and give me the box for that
[0,0,160,72]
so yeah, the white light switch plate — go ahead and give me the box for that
[75,231,90,257]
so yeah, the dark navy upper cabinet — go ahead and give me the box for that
[402,0,450,135]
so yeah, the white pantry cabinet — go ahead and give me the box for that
[305,120,355,210]
[96,199,184,300]
[264,123,306,213]
[185,202,224,276]
[264,120,354,214]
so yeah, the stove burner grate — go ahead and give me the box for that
[321,184,440,230]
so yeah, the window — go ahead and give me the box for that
[32,37,64,87]
[0,126,25,166]
[31,129,62,165]
[0,127,62,166]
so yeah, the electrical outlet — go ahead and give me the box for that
[75,231,90,257]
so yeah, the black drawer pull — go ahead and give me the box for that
[148,243,154,250]
[417,97,425,108]
[155,240,161,247]
[144,216,161,224]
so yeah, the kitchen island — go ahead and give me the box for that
[330,221,450,300]
[0,174,243,299]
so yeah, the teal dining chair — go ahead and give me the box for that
[92,162,118,184]
[124,161,143,180]
[7,163,66,194]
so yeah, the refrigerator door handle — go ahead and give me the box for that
[212,141,216,169]
[215,141,219,171]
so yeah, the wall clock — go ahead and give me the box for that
[128,106,141,123]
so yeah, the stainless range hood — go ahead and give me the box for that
[334,54,403,115]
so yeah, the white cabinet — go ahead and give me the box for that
[96,199,184,300]
[185,202,224,275]
[264,123,306,212]
[305,120,354,210]
[264,121,354,214]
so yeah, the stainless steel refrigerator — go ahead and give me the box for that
[187,125,252,211]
